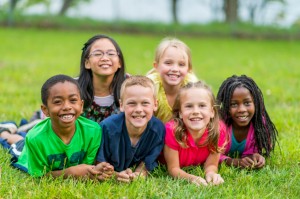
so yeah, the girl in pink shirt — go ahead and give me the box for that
[217,75,278,169]
[164,81,225,186]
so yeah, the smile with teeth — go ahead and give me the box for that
[99,64,111,68]
[133,115,145,119]
[168,74,180,79]
[60,114,74,121]
[190,118,201,121]
[237,116,248,120]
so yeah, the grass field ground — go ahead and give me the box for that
[0,27,300,198]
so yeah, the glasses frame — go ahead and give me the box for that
[88,50,119,59]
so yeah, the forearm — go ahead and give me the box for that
[47,164,94,179]
[168,167,198,182]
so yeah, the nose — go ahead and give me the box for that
[62,102,72,110]
[100,52,110,60]
[170,64,179,71]
[135,104,143,112]
[192,106,200,115]
[237,104,246,112]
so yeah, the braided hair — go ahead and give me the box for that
[216,75,278,157]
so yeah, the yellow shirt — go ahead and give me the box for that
[147,70,198,123]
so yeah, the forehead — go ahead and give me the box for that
[181,87,211,103]
[90,38,116,51]
[48,82,80,98]
[161,46,188,61]
[231,86,253,100]
[122,85,155,100]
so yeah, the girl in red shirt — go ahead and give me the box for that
[164,81,225,186]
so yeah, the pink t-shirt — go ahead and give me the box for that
[165,121,225,168]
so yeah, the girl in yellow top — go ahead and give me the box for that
[147,37,198,123]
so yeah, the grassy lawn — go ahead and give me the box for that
[0,27,299,198]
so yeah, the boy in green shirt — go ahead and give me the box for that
[13,74,113,179]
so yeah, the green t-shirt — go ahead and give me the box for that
[15,116,102,177]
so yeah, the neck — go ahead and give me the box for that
[232,123,250,134]
[52,126,75,145]
[93,75,114,97]
[126,122,146,146]
[162,82,181,107]
[189,128,206,143]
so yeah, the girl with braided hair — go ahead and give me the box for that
[217,75,278,169]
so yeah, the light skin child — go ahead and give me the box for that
[164,86,224,186]
[153,41,190,108]
[115,78,158,183]
[41,80,113,180]
[84,37,122,98]
[224,86,265,169]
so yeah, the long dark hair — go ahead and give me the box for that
[78,34,126,108]
[216,75,278,156]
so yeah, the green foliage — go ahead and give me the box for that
[0,27,300,198]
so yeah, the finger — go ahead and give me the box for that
[125,168,133,175]
[88,167,101,175]
[117,176,131,183]
[206,175,212,183]
[213,174,224,185]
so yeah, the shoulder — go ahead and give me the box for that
[146,69,160,83]
[148,116,165,133]
[25,118,51,141]
[184,72,198,83]
[76,116,101,131]
[100,113,124,132]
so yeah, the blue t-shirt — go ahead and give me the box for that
[96,112,165,172]
[228,131,246,157]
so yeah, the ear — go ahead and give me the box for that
[210,106,215,119]
[153,99,158,112]
[119,99,124,112]
[80,100,84,114]
[41,104,49,117]
[85,60,91,69]
[153,61,158,69]
[179,112,182,119]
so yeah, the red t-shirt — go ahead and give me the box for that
[165,121,225,168]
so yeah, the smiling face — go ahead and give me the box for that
[179,87,215,136]
[85,38,121,78]
[120,85,158,134]
[154,46,189,88]
[229,86,255,128]
[41,81,83,133]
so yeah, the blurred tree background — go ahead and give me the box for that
[0,0,299,38]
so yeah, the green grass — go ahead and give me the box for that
[1,27,300,198]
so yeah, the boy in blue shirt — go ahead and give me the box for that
[97,75,165,183]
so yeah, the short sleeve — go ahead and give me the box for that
[164,121,180,151]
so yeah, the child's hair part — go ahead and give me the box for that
[78,34,126,108]
[154,37,192,71]
[172,81,220,152]
[41,74,81,106]
[120,75,156,101]
[216,74,278,156]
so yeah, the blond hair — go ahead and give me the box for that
[172,81,221,152]
[154,37,192,71]
[120,75,156,100]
